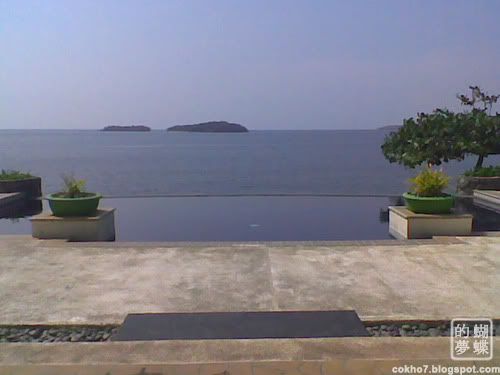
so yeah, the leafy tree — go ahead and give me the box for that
[381,86,500,171]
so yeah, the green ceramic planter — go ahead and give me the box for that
[46,193,101,217]
[402,192,454,214]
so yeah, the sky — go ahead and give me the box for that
[1,0,500,130]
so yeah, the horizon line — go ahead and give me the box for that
[0,127,391,131]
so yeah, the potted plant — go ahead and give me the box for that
[46,175,101,217]
[0,170,42,198]
[403,168,454,214]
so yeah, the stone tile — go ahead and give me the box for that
[0,244,274,324]
[267,245,403,316]
[268,241,500,320]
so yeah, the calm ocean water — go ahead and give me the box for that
[1,129,498,196]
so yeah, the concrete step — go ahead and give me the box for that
[2,338,499,371]
[0,192,24,208]
[473,189,500,213]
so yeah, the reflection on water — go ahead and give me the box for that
[378,196,405,223]
[0,199,42,220]
[455,198,500,232]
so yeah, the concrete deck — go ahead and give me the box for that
[0,235,499,324]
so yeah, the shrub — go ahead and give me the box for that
[381,86,500,171]
[464,165,500,177]
[0,169,34,181]
[409,168,450,197]
[57,174,87,198]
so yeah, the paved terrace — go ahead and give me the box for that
[0,235,499,324]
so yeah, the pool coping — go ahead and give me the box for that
[29,236,467,248]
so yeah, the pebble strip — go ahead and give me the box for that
[0,326,118,343]
[0,323,498,342]
[366,322,499,337]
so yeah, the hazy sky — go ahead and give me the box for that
[2,0,500,130]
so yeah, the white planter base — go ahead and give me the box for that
[389,206,472,239]
[31,208,115,242]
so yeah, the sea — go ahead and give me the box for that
[1,129,496,197]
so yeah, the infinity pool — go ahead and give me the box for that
[0,196,498,241]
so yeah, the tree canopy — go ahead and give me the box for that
[381,86,500,170]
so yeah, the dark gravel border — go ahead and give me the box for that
[365,321,499,337]
[0,326,118,343]
[0,322,498,342]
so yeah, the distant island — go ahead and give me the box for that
[102,125,151,132]
[378,125,402,131]
[167,121,248,133]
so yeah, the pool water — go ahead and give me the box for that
[0,196,498,242]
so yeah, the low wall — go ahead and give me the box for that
[457,175,500,196]
[0,177,42,199]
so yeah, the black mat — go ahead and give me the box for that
[111,310,369,341]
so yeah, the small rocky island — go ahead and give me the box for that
[102,125,151,132]
[167,121,248,133]
[378,125,402,132]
